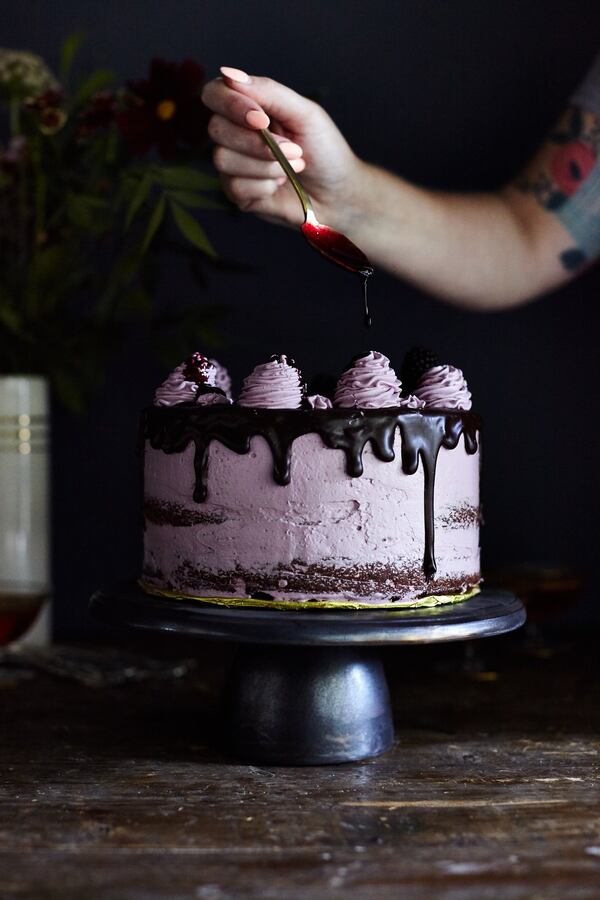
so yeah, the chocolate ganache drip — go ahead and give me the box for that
[142,406,480,581]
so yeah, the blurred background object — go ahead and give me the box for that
[0,375,50,645]
[484,563,586,624]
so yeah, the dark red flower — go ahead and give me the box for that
[24,89,64,112]
[24,89,66,134]
[77,91,117,137]
[549,142,595,196]
[116,58,210,159]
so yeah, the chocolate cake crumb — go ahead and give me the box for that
[144,497,226,527]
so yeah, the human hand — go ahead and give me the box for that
[201,67,362,229]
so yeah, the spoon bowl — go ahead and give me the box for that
[261,129,374,280]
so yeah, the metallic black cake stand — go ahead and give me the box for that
[90,585,524,766]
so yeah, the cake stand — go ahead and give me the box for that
[90,585,524,766]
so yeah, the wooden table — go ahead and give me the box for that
[0,627,598,899]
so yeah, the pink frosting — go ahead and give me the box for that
[209,358,233,399]
[398,394,426,409]
[413,365,472,410]
[154,361,229,407]
[307,394,333,410]
[154,364,197,407]
[238,355,304,409]
[334,351,401,409]
[195,389,230,407]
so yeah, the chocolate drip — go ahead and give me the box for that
[142,405,481,581]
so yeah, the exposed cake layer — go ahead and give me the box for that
[141,407,481,605]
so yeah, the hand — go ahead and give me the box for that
[201,67,362,229]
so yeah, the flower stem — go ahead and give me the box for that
[9,98,21,136]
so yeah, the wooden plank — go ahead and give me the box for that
[0,633,599,899]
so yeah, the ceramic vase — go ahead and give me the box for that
[0,375,51,644]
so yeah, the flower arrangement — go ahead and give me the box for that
[0,38,227,410]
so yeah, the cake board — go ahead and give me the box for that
[90,585,525,766]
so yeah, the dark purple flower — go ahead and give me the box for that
[116,58,210,159]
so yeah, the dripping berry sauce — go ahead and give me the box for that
[301,221,374,327]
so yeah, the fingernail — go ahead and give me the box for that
[220,66,250,84]
[245,109,270,129]
[278,140,303,157]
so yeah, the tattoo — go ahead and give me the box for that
[517,106,600,272]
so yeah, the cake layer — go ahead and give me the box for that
[141,407,481,606]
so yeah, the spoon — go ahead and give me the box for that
[260,129,374,325]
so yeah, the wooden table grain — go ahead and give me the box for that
[0,629,598,899]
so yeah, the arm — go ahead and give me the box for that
[202,68,600,310]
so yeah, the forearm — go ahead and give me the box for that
[204,72,599,311]
[337,162,570,310]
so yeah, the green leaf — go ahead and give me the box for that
[171,202,217,258]
[125,174,153,231]
[0,304,22,335]
[66,194,111,232]
[115,288,154,319]
[70,69,116,110]
[59,32,85,82]
[53,370,85,414]
[154,166,220,191]
[167,190,228,211]
[141,193,167,254]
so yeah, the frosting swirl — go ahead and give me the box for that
[413,364,472,410]
[238,355,304,409]
[209,358,233,399]
[154,364,198,407]
[334,350,402,409]
[195,386,230,407]
[307,394,333,410]
[154,361,230,407]
[398,393,426,409]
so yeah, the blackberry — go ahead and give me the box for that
[400,346,440,396]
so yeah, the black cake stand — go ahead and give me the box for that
[90,584,525,766]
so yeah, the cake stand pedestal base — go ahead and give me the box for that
[224,645,392,764]
[90,585,525,766]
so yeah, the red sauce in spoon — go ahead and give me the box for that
[301,221,374,327]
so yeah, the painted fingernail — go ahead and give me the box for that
[278,141,303,157]
[245,109,270,129]
[220,66,250,84]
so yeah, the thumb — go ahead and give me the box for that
[219,67,317,134]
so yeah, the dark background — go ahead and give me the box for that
[6,1,600,637]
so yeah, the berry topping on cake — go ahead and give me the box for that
[183,352,217,385]
[154,356,229,407]
[400,347,440,397]
[413,365,472,410]
[334,350,402,409]
[238,354,305,409]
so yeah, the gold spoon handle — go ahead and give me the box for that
[260,129,316,224]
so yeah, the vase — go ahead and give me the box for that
[0,375,51,645]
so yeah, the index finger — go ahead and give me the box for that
[201,78,270,130]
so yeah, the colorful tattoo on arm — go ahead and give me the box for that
[517,107,600,271]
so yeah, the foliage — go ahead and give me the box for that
[0,39,228,410]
